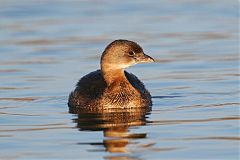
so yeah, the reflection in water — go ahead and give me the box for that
[70,107,151,154]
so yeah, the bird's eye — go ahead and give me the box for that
[128,51,135,56]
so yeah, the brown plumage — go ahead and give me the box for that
[68,39,154,111]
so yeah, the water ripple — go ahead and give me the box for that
[0,97,39,102]
[148,116,239,125]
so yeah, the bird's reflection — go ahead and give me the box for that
[69,107,151,153]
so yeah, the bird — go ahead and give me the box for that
[68,39,154,111]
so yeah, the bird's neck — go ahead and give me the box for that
[101,63,127,86]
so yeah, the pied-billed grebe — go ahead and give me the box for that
[68,39,154,110]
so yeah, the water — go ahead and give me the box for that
[0,0,239,159]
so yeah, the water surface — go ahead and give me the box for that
[0,0,239,159]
